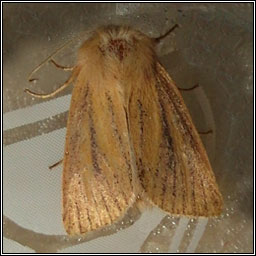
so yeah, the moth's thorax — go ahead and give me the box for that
[78,26,155,65]
[99,38,132,61]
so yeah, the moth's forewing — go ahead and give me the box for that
[129,62,223,217]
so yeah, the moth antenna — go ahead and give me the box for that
[154,24,179,43]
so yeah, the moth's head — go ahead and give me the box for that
[95,25,151,44]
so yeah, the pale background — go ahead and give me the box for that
[3,3,253,253]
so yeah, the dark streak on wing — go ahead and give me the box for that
[137,158,146,190]
[136,100,146,188]
[154,168,159,184]
[157,72,198,152]
[181,169,186,214]
[105,93,131,168]
[86,92,113,223]
[157,90,177,210]
[88,95,102,174]
[156,70,197,213]
[124,107,130,132]
[112,183,123,212]
[105,93,123,144]
[152,168,159,201]
[69,84,90,169]
[75,202,82,233]
[104,173,122,212]
[77,179,93,230]
[137,99,144,146]
[90,189,103,227]
[86,204,93,230]
[71,83,87,151]
[105,92,133,185]
[123,106,134,185]
[99,187,113,222]
[62,205,67,223]
[201,179,208,212]
[70,83,110,225]
[79,84,90,117]
[101,154,129,208]
[67,205,72,234]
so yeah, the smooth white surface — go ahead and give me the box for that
[186,218,208,253]
[168,217,190,253]
[60,209,166,253]
[3,128,66,234]
[3,94,71,131]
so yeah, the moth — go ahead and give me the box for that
[25,25,223,235]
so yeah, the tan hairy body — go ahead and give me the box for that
[26,26,223,235]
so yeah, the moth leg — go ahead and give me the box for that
[177,82,212,135]
[49,159,63,170]
[178,83,199,91]
[154,23,179,43]
[199,129,213,135]
[178,84,212,135]
[24,74,73,99]
[50,59,74,71]
[27,36,80,82]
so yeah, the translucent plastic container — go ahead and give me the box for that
[3,3,253,253]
